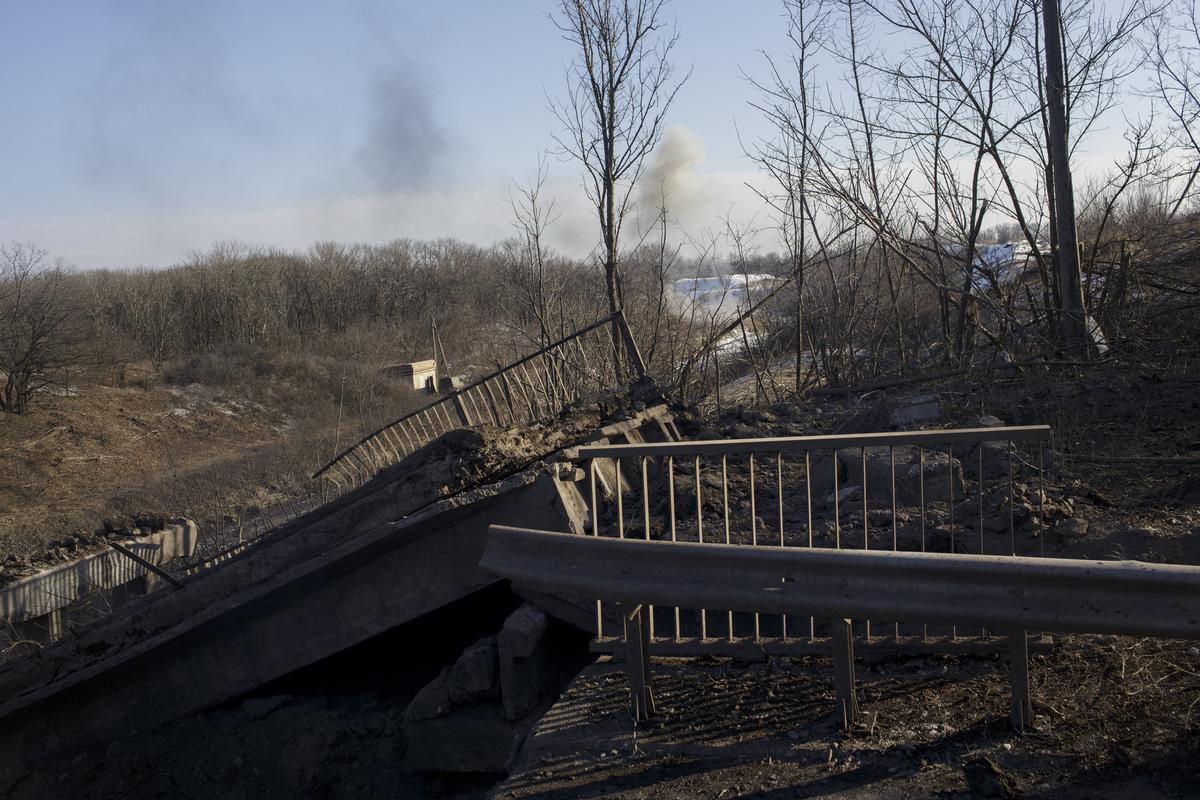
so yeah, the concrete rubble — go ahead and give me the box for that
[403,604,564,773]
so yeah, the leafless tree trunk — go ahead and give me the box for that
[1042,0,1089,354]
[552,0,689,322]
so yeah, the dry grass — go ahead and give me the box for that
[0,347,427,559]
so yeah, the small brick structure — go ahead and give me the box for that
[383,359,438,392]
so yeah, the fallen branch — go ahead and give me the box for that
[1050,451,1200,466]
[809,356,1100,397]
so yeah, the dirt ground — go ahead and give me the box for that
[498,639,1200,799]
[0,382,318,560]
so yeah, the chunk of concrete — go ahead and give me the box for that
[406,637,501,722]
[447,638,500,706]
[406,671,452,722]
[888,394,941,427]
[498,605,551,721]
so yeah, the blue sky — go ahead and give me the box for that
[0,0,1145,267]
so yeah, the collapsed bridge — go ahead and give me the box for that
[2,310,1189,790]
[0,313,673,781]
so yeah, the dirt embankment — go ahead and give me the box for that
[0,382,326,560]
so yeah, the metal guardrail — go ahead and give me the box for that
[481,526,1200,728]
[571,425,1054,652]
[311,311,647,495]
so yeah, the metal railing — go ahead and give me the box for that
[480,525,1200,727]
[571,426,1054,653]
[312,312,646,495]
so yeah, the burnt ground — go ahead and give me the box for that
[497,639,1200,799]
[2,360,1199,798]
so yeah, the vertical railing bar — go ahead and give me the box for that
[919,446,927,642]
[1009,441,1016,556]
[722,454,733,643]
[805,450,814,643]
[513,363,540,422]
[979,441,987,640]
[890,445,898,643]
[833,448,841,549]
[590,459,602,640]
[518,358,546,413]
[518,362,545,417]
[749,453,760,643]
[418,408,438,438]
[777,452,786,643]
[641,455,654,642]
[537,350,561,409]
[616,457,625,539]
[422,407,441,438]
[949,446,956,642]
[469,386,490,425]
[979,444,986,556]
[1037,441,1045,557]
[436,400,455,431]
[861,446,869,641]
[534,352,560,411]
[480,379,504,426]
[668,456,680,643]
[695,454,707,642]
[572,333,594,386]
[496,369,520,422]
[395,421,418,457]
[539,350,563,410]
[749,453,758,548]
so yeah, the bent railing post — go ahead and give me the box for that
[1009,629,1033,731]
[831,618,860,730]
[619,602,655,722]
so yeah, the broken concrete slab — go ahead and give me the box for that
[448,638,500,705]
[499,604,552,721]
[889,394,942,427]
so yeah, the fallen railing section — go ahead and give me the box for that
[481,526,1200,729]
[313,311,647,496]
[0,521,198,646]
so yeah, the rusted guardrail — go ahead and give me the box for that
[481,525,1200,728]
[570,426,1053,655]
[312,311,646,495]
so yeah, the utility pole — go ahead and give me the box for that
[1041,0,1089,356]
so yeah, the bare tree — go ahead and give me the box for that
[1147,0,1200,215]
[551,0,689,319]
[0,244,84,414]
[748,0,832,393]
[505,154,565,347]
